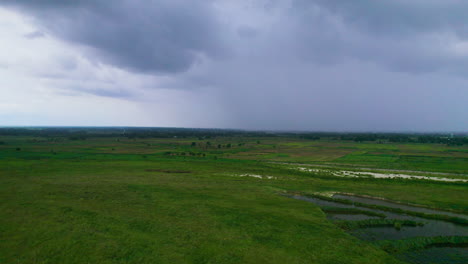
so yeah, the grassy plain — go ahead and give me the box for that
[1,135,467,263]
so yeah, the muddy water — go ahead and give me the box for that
[333,194,468,220]
[289,195,468,264]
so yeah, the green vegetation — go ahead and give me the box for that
[376,236,468,254]
[1,128,467,263]
[333,219,424,231]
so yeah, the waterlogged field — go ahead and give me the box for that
[0,134,467,263]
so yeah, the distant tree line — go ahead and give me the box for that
[164,151,206,157]
[0,128,466,146]
[291,132,467,146]
[0,127,274,139]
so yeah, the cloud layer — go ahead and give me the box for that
[1,0,467,131]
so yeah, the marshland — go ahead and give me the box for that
[0,128,467,263]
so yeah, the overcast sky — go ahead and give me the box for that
[1,0,467,131]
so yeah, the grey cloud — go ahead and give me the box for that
[37,73,69,80]
[24,30,45,39]
[72,87,133,99]
[188,58,468,131]
[301,0,468,38]
[52,80,135,99]
[2,0,226,74]
[237,26,259,39]
[4,0,468,77]
[2,0,468,131]
[283,0,468,75]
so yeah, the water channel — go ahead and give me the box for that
[290,194,468,264]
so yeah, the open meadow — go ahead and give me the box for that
[1,128,467,263]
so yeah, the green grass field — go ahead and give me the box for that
[1,135,467,263]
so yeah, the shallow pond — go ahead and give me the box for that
[289,194,468,264]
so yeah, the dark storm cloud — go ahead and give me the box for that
[2,0,225,74]
[287,0,468,75]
